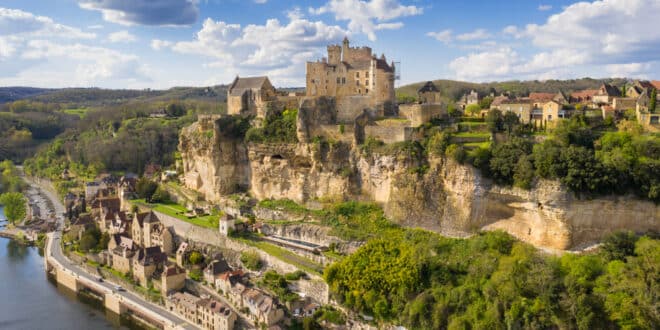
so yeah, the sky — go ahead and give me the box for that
[0,0,659,89]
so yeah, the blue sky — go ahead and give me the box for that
[0,0,658,89]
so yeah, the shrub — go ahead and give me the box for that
[240,251,263,271]
[189,251,203,265]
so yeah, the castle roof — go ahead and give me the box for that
[229,76,271,96]
[418,81,439,94]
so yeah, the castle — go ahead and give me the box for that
[225,38,446,144]
[306,37,396,121]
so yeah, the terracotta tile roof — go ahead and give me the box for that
[571,89,598,100]
[651,80,660,90]
[528,92,555,102]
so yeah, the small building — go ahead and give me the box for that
[132,246,166,287]
[110,236,136,274]
[160,264,186,297]
[215,270,245,294]
[166,292,237,330]
[612,97,637,111]
[204,259,231,284]
[570,89,599,104]
[241,288,284,326]
[398,81,446,127]
[593,83,621,105]
[219,214,235,237]
[499,100,534,124]
[227,76,277,118]
[176,242,189,268]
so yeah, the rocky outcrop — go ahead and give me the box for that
[179,116,660,251]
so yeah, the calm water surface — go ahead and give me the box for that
[0,206,130,330]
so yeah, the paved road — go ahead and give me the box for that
[29,175,197,330]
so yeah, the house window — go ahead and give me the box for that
[366,89,369,94]
[336,77,340,84]
[356,80,360,86]
[366,80,369,86]
[342,77,346,84]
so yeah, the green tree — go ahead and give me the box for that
[600,231,638,262]
[150,186,171,203]
[513,156,535,189]
[650,89,657,113]
[479,96,494,109]
[489,138,533,185]
[485,109,504,133]
[532,139,563,178]
[240,251,263,270]
[136,178,158,202]
[0,192,26,224]
[465,104,482,117]
[503,111,520,134]
[189,251,203,265]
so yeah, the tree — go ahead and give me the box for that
[503,111,520,134]
[165,102,186,117]
[79,233,98,252]
[513,156,535,189]
[0,192,26,224]
[486,109,504,133]
[600,231,638,262]
[479,96,494,109]
[650,89,657,113]
[150,186,171,203]
[136,178,158,202]
[465,104,482,117]
[189,251,203,265]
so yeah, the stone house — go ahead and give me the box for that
[227,76,277,118]
[132,212,173,254]
[528,92,556,108]
[219,214,235,237]
[398,81,446,127]
[570,89,599,104]
[306,37,396,121]
[215,270,245,295]
[166,292,236,330]
[541,100,566,121]
[241,288,284,326]
[499,100,534,124]
[132,246,166,287]
[176,242,189,268]
[69,213,94,240]
[110,236,136,274]
[593,83,621,105]
[204,259,231,284]
[159,264,186,297]
[612,97,637,111]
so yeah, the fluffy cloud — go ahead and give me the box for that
[0,7,95,39]
[426,29,452,44]
[455,28,491,41]
[107,30,137,43]
[78,0,199,26]
[449,47,521,81]
[449,0,660,81]
[158,16,347,84]
[538,4,552,11]
[310,0,422,40]
[0,7,148,87]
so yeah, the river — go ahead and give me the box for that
[0,206,131,330]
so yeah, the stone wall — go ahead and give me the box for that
[364,125,414,144]
[399,103,446,127]
[335,96,373,123]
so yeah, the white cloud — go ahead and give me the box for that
[0,7,95,39]
[254,0,268,3]
[449,47,521,81]
[538,4,552,11]
[426,29,452,44]
[449,0,660,81]
[78,0,199,26]
[107,30,137,43]
[150,39,173,50]
[0,8,148,87]
[456,28,491,41]
[155,16,348,85]
[310,0,422,41]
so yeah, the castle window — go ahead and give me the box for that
[366,89,369,94]
[311,79,315,83]
[337,77,340,84]
[356,72,360,78]
[342,77,346,84]
[366,80,369,86]
[358,89,361,94]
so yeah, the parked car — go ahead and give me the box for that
[114,285,124,291]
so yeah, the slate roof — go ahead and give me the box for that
[598,83,622,97]
[229,76,270,96]
[418,81,439,94]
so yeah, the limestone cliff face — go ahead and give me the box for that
[179,116,250,201]
[179,117,659,251]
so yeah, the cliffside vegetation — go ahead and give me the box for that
[325,229,659,329]
[0,160,25,194]
[245,109,298,143]
[443,113,660,202]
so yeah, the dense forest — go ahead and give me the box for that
[326,225,659,329]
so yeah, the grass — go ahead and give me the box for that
[62,108,88,118]
[131,199,218,229]
[453,131,491,138]
[462,141,492,149]
[235,235,323,275]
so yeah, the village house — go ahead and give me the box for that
[227,76,278,118]
[166,292,237,330]
[219,214,235,237]
[398,81,446,127]
[215,270,245,295]
[132,246,166,287]
[306,37,396,121]
[69,213,94,240]
[176,242,189,268]
[132,212,174,254]
[158,264,187,297]
[241,287,284,326]
[498,100,534,124]
[570,89,599,105]
[110,236,136,274]
[593,83,621,105]
[204,259,231,284]
[611,97,637,111]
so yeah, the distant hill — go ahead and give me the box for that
[0,87,55,103]
[396,78,629,102]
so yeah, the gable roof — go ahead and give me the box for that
[418,81,439,94]
[598,83,621,97]
[229,76,271,96]
[528,92,555,102]
[651,81,660,90]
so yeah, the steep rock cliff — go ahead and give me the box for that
[179,117,659,251]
